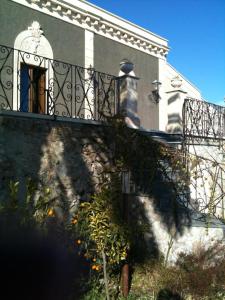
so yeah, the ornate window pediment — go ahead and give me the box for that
[15,21,53,58]
[13,21,53,113]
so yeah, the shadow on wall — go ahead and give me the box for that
[148,92,158,105]
[0,116,98,298]
[168,92,179,105]
[0,117,96,218]
[166,113,182,134]
[0,114,191,297]
[166,92,183,134]
[106,118,191,262]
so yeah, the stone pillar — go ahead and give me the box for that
[117,60,140,128]
[166,76,187,134]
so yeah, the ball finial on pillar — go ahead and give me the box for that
[120,59,134,75]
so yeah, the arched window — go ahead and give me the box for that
[13,21,53,114]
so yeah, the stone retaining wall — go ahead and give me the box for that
[0,113,113,216]
[1,112,225,262]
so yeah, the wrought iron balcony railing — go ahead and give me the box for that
[182,97,225,140]
[0,45,118,121]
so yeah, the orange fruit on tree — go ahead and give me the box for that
[47,208,54,217]
[95,265,100,271]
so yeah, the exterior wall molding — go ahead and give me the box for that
[11,0,169,59]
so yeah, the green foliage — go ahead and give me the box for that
[0,178,53,228]
[79,276,106,300]
[129,243,225,300]
[73,176,129,266]
[176,243,225,299]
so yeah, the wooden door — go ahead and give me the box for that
[20,64,46,114]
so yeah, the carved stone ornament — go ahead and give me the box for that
[171,76,183,89]
[28,21,43,54]
[20,21,44,54]
[28,21,43,39]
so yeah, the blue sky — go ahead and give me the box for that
[86,0,225,105]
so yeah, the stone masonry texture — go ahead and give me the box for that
[0,115,113,217]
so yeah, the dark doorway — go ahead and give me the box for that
[20,63,46,113]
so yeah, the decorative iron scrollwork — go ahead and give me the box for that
[183,97,225,140]
[0,44,118,121]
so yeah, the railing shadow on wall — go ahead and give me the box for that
[0,44,118,121]
[182,97,225,220]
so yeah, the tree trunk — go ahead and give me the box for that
[121,262,129,297]
[102,250,110,300]
[121,192,130,297]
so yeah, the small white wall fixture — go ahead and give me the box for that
[13,21,53,112]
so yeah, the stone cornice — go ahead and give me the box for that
[12,0,169,59]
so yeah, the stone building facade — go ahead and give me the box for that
[1,0,225,262]
[0,0,201,130]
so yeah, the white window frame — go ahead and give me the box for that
[13,21,53,113]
